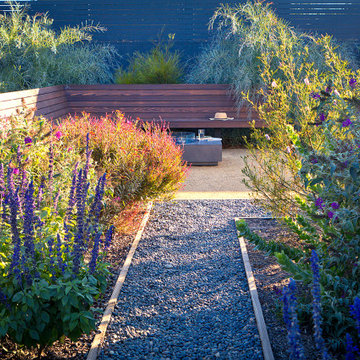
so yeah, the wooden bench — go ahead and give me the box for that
[0,84,263,128]
[64,84,262,128]
[0,85,69,119]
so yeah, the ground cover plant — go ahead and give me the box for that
[56,112,188,230]
[0,1,118,92]
[115,32,183,84]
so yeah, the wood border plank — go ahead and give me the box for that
[235,218,275,360]
[86,202,153,360]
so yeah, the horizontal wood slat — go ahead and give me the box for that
[0,84,260,128]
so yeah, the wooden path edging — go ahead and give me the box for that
[87,202,153,360]
[235,218,275,360]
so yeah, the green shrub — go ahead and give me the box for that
[115,33,183,84]
[0,2,118,92]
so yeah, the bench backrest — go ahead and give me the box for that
[0,85,69,119]
[0,84,262,128]
[65,84,262,128]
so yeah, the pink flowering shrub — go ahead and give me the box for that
[57,112,188,227]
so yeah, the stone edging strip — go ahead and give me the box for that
[87,202,153,360]
[235,218,275,360]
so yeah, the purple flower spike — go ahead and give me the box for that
[311,158,318,164]
[89,232,101,273]
[23,181,36,268]
[345,333,359,360]
[310,92,321,99]
[349,78,357,89]
[311,251,329,359]
[24,137,32,146]
[282,279,305,360]
[319,113,327,123]
[327,211,334,219]
[315,197,324,210]
[350,297,360,338]
[104,225,114,252]
[342,119,353,127]
[330,202,340,210]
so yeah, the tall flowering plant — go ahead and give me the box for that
[276,72,360,352]
[0,144,112,354]
[57,111,188,230]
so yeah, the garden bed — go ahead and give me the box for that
[243,218,317,360]
[0,207,147,360]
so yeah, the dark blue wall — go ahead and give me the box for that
[2,0,360,59]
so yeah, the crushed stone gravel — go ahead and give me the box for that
[99,200,267,360]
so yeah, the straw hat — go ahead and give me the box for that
[209,112,234,121]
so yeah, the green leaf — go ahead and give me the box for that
[29,329,40,341]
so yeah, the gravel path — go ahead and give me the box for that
[100,200,266,360]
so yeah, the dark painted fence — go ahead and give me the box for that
[1,0,360,58]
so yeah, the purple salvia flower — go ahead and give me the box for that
[327,211,334,219]
[2,193,8,223]
[0,289,11,311]
[311,251,329,359]
[104,225,114,252]
[8,188,21,282]
[0,163,4,206]
[311,158,318,164]
[349,78,357,89]
[283,279,305,360]
[310,92,321,99]
[330,202,340,210]
[72,233,82,274]
[48,143,54,193]
[23,180,36,271]
[315,197,324,210]
[89,232,101,273]
[350,297,360,338]
[342,119,353,127]
[345,333,359,360]
[24,136,32,146]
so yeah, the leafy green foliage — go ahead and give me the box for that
[0,2,118,92]
[115,33,183,84]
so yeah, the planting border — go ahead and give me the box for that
[235,218,275,360]
[87,202,153,360]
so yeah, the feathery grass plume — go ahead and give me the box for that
[282,279,305,359]
[0,1,118,92]
[116,32,183,84]
[311,251,329,359]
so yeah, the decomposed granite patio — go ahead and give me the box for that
[99,200,266,360]
[175,149,255,200]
